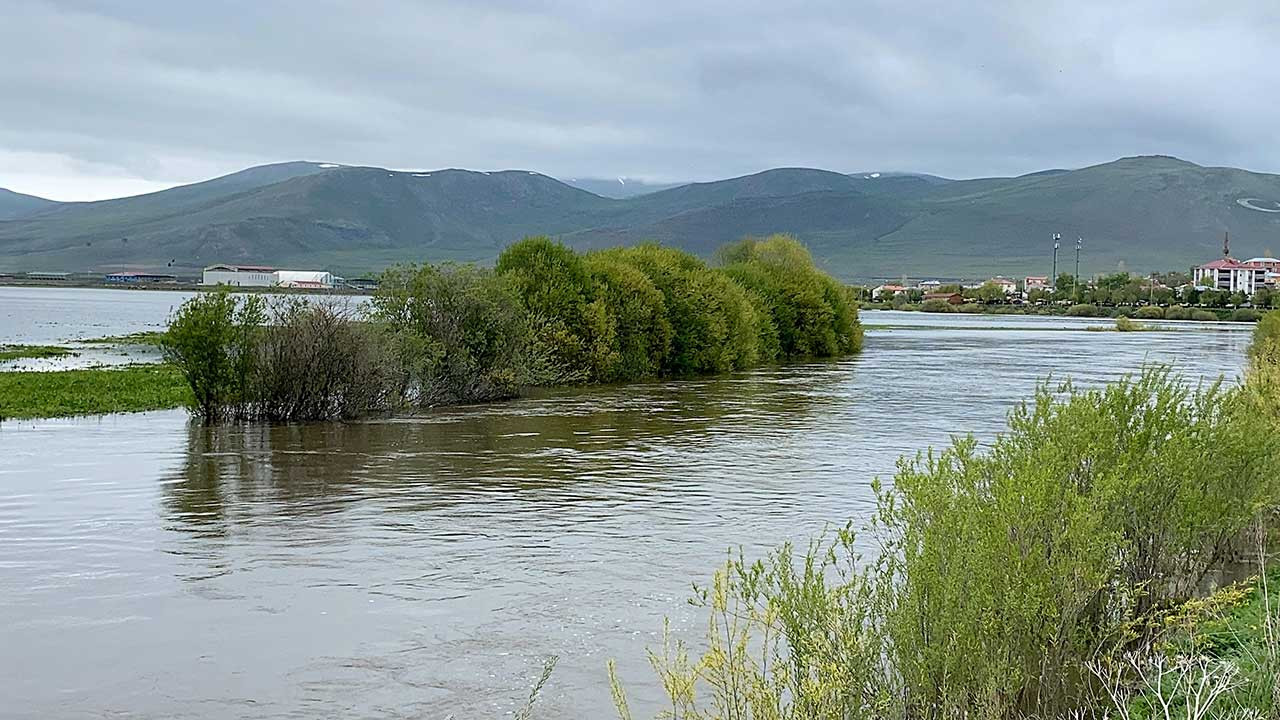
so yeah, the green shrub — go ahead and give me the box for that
[1066,303,1100,317]
[250,299,395,420]
[581,253,673,382]
[1135,306,1165,319]
[601,245,763,375]
[1231,308,1263,323]
[373,263,528,405]
[161,290,264,421]
[620,368,1280,719]
[1250,310,1280,365]
[956,303,983,314]
[496,236,596,384]
[1192,309,1220,322]
[719,234,862,357]
[1165,305,1191,320]
[882,369,1279,716]
[1114,315,1142,331]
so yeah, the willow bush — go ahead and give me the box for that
[371,262,528,406]
[493,235,862,382]
[249,299,394,420]
[718,234,863,358]
[162,290,264,421]
[592,244,766,376]
[164,293,393,421]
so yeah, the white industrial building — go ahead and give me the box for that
[274,270,337,289]
[202,265,337,289]
[201,265,278,287]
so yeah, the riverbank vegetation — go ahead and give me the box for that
[160,235,863,421]
[0,344,75,362]
[0,364,190,420]
[81,330,165,346]
[611,314,1280,719]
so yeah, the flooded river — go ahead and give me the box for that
[0,289,1254,718]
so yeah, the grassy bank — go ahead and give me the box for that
[81,330,165,345]
[0,364,190,420]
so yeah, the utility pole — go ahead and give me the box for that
[1074,237,1082,302]
[1052,233,1061,287]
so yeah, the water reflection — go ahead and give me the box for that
[163,368,839,537]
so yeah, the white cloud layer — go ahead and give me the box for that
[2,0,1279,199]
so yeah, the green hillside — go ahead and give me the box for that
[3,155,1280,280]
[0,187,59,220]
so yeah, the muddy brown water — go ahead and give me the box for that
[0,292,1254,718]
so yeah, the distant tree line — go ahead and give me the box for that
[162,234,863,421]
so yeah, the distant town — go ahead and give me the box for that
[864,242,1280,311]
[3,246,1279,312]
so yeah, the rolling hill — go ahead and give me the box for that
[0,188,59,220]
[4,155,1280,280]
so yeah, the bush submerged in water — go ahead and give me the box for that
[613,367,1280,719]
[164,292,394,421]
[718,234,863,358]
[372,262,528,406]
[161,290,265,422]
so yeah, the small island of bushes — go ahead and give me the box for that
[160,234,863,421]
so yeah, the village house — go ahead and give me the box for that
[988,276,1018,295]
[872,284,909,299]
[1024,276,1050,293]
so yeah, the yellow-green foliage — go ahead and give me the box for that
[582,253,673,382]
[597,244,765,376]
[882,369,1279,716]
[719,234,863,358]
[1250,310,1280,362]
[618,368,1280,719]
[495,236,598,384]
[0,364,190,420]
[494,235,863,382]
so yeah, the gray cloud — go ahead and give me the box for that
[3,0,1280,199]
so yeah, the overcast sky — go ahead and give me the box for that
[3,0,1279,200]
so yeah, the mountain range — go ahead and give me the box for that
[3,155,1280,281]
